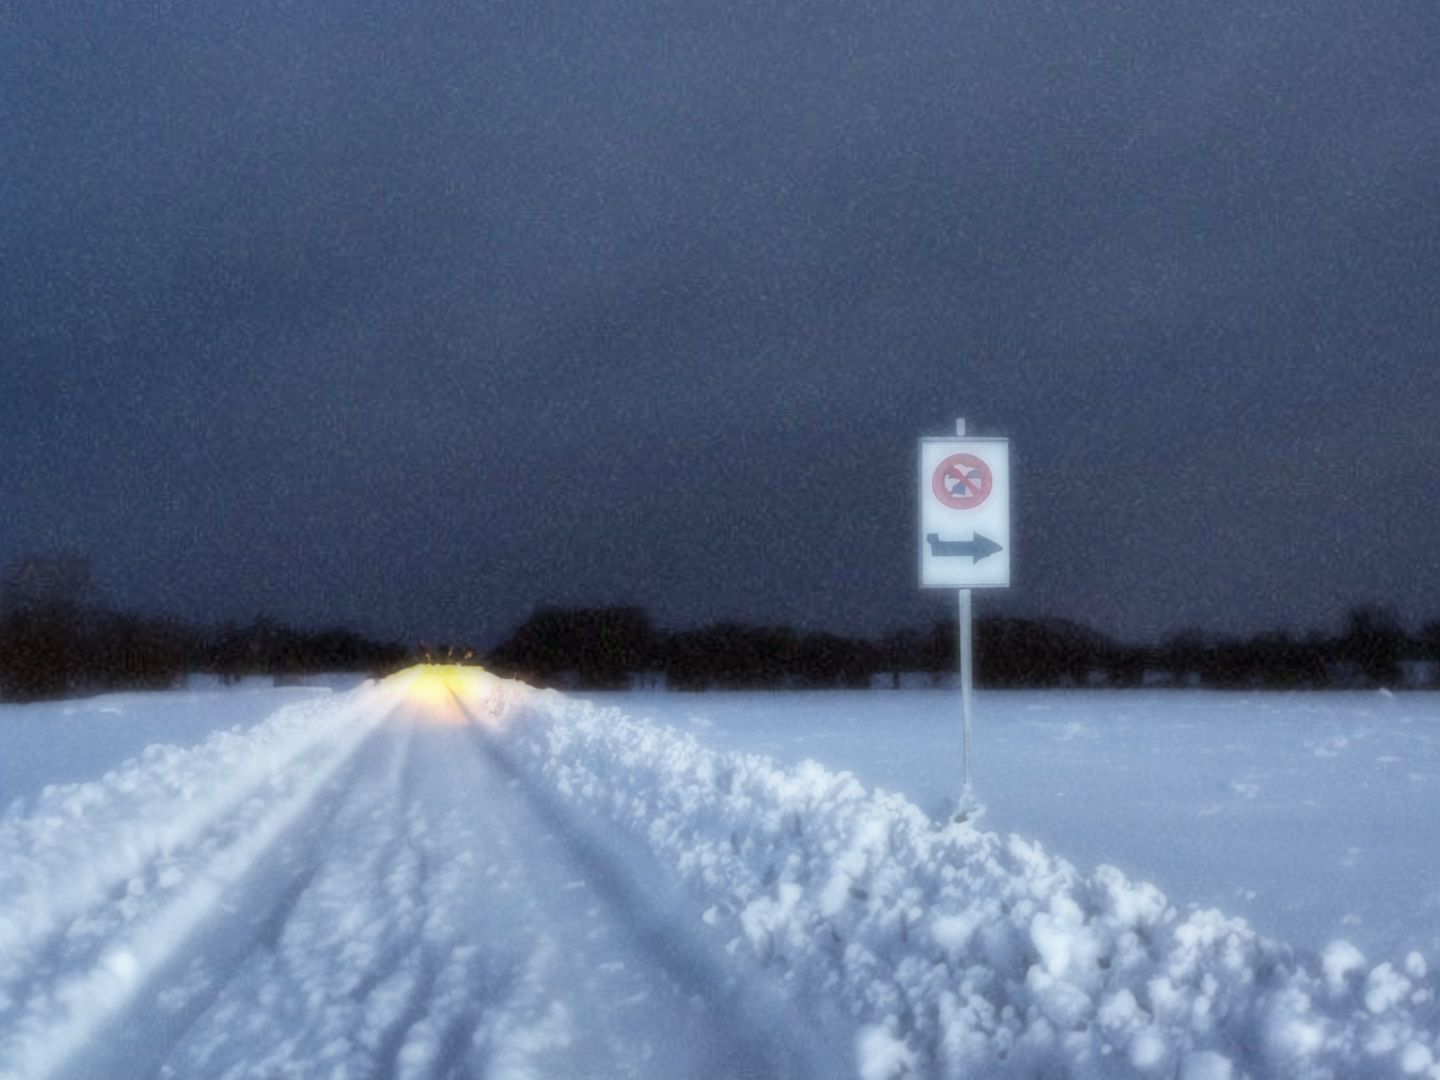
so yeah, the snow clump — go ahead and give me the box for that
[495,691,1440,1080]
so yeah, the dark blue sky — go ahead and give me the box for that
[3,0,1439,647]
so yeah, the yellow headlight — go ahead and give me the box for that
[384,664,496,725]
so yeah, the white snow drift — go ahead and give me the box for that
[1,673,1437,1080]
[497,688,1440,1080]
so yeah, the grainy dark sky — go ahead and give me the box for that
[3,0,1439,647]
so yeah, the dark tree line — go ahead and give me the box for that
[6,552,1437,702]
[0,555,405,702]
[487,607,883,691]
[490,604,1440,692]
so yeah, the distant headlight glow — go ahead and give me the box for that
[384,664,502,725]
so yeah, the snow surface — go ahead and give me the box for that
[2,675,1438,1079]
[0,678,358,812]
[597,689,1440,963]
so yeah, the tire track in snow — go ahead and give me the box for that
[5,675,846,1080]
[451,691,847,1080]
[0,679,405,1007]
[148,688,844,1080]
[66,724,411,1080]
[0,687,397,1080]
[155,715,454,1080]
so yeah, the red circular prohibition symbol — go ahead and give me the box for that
[932,453,992,510]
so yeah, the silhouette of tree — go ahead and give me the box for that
[1419,620,1440,688]
[1339,605,1406,688]
[492,606,653,689]
[660,624,799,690]
[1248,630,1329,689]
[1159,630,1209,688]
[199,617,405,684]
[90,612,190,691]
[792,632,874,689]
[0,553,99,700]
[925,619,956,686]
[974,616,1111,687]
[878,629,923,688]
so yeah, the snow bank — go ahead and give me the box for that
[494,691,1440,1080]
[0,679,399,1078]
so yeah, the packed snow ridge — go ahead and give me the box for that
[0,672,1436,1080]
[507,689,1440,1080]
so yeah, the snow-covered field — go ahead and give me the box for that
[2,676,1438,1079]
[596,689,1440,964]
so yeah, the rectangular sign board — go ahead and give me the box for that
[919,437,1011,588]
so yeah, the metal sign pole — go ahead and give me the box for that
[954,418,973,798]
[959,586,973,793]
[919,416,1006,822]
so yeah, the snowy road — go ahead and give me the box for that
[0,673,831,1080]
[5,672,1440,1080]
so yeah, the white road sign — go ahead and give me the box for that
[919,437,1011,588]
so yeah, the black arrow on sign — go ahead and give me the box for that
[926,532,1003,563]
